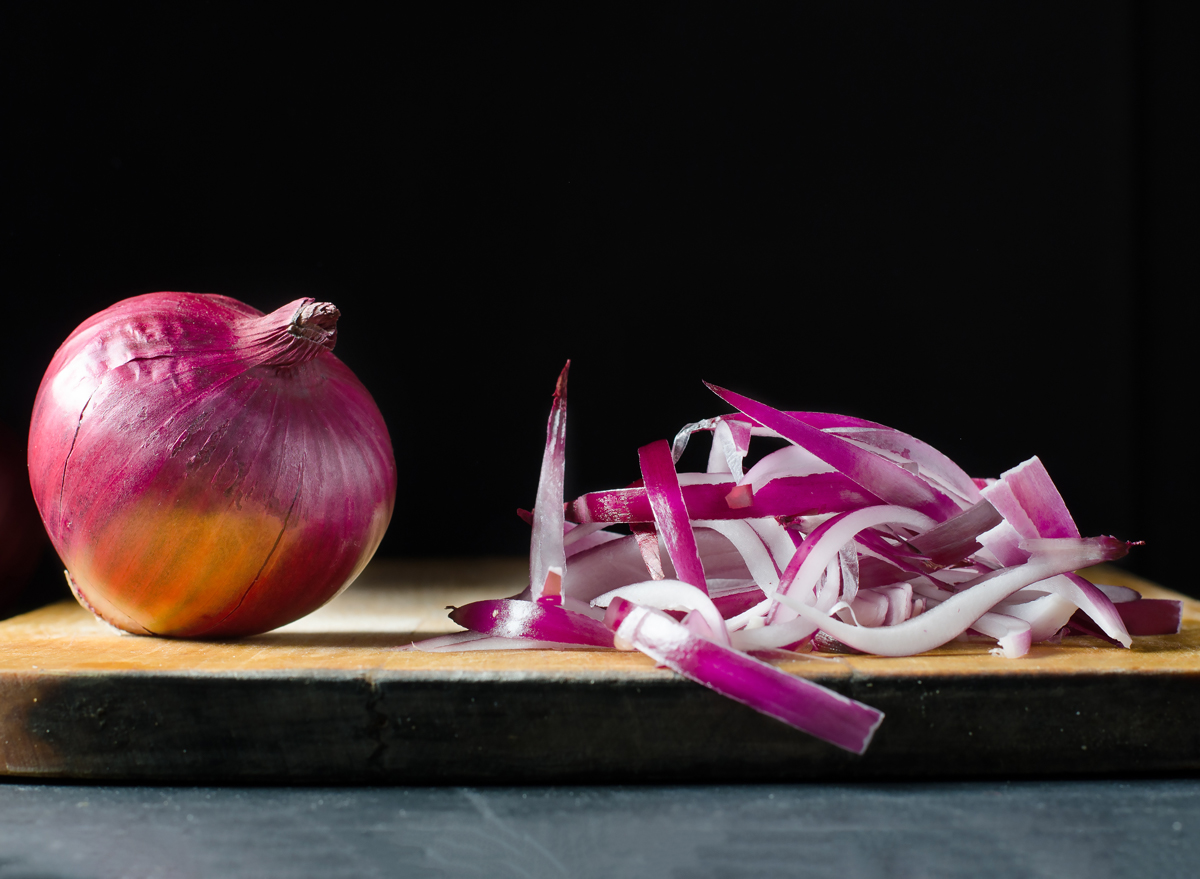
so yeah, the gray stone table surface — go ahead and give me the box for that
[0,779,1197,878]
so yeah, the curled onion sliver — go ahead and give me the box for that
[592,579,730,648]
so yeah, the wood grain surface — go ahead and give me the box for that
[0,560,1196,782]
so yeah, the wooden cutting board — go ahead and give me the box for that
[0,559,1196,782]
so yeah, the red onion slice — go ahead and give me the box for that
[777,506,937,606]
[706,384,963,521]
[982,457,1080,540]
[608,598,884,754]
[424,370,1157,755]
[1096,599,1182,637]
[780,537,1130,656]
[568,473,877,524]
[529,362,570,600]
[449,598,615,648]
[908,500,1004,565]
[992,592,1077,643]
[639,440,708,594]
[823,425,984,506]
[592,580,731,647]
[967,612,1034,658]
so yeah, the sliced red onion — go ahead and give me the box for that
[449,598,615,648]
[823,425,984,506]
[563,523,624,558]
[609,598,884,754]
[777,505,937,606]
[529,362,570,601]
[977,518,1030,567]
[708,418,751,477]
[742,445,835,485]
[1033,573,1131,646]
[779,537,1130,656]
[591,580,731,647]
[630,522,666,580]
[426,372,1159,755]
[411,633,593,653]
[1095,582,1142,603]
[706,384,964,521]
[568,472,876,524]
[407,631,495,652]
[908,500,1004,565]
[967,611,1034,658]
[639,440,708,593]
[710,583,769,619]
[562,528,753,606]
[1100,599,1182,637]
[838,589,889,627]
[992,592,1077,643]
[1068,581,1181,637]
[692,519,781,595]
[745,516,799,572]
[730,617,820,652]
[981,457,1080,540]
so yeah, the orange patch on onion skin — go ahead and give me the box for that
[69,495,288,637]
[65,489,391,639]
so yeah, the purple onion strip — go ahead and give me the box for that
[706,384,963,522]
[569,473,877,524]
[639,439,708,594]
[1079,598,1182,638]
[908,500,1004,565]
[611,598,884,754]
[824,425,984,505]
[450,598,616,648]
[778,506,937,603]
[592,579,731,647]
[780,536,1130,656]
[529,362,569,600]
[982,456,1080,540]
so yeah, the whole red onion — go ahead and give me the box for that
[28,292,397,637]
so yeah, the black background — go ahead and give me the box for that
[2,3,1194,599]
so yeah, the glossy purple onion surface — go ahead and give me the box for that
[28,292,397,637]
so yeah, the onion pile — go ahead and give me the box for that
[417,364,1176,754]
[28,292,396,638]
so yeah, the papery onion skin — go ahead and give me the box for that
[28,292,397,638]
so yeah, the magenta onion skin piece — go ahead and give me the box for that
[611,598,884,754]
[28,292,397,637]
[449,599,616,647]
